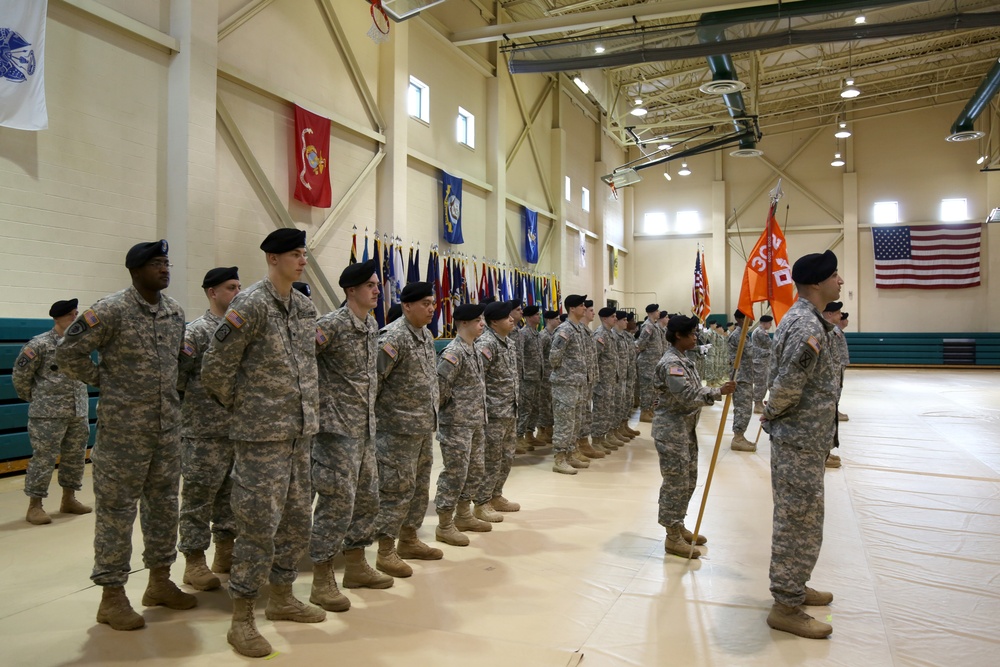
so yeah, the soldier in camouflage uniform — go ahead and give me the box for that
[14,298,92,525]
[621,313,641,439]
[372,281,441,578]
[177,266,242,593]
[606,311,635,446]
[549,295,591,474]
[310,260,393,613]
[57,240,195,632]
[535,310,559,444]
[836,310,850,423]
[477,301,522,517]
[751,315,774,413]
[762,250,843,640]
[576,300,605,460]
[589,307,621,454]
[653,315,736,559]
[823,301,850,468]
[435,303,492,546]
[729,310,756,452]
[515,305,544,451]
[703,321,730,386]
[636,304,663,422]
[201,229,326,658]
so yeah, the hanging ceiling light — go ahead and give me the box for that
[594,45,605,54]
[977,155,988,165]
[678,162,691,176]
[658,143,671,151]
[572,76,589,95]
[835,121,852,138]
[634,98,643,105]
[841,78,861,99]
[630,106,647,116]
[831,152,845,167]
[855,15,866,24]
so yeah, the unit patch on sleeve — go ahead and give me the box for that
[382,342,398,359]
[669,365,685,376]
[316,328,328,345]
[480,347,493,360]
[442,352,459,365]
[215,324,232,342]
[806,335,821,353]
[23,347,36,360]
[226,309,246,328]
[181,341,196,357]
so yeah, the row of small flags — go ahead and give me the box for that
[349,229,561,338]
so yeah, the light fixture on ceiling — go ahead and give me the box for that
[841,78,861,99]
[573,76,590,95]
[835,121,852,138]
[594,45,605,54]
[831,152,845,167]
[855,15,866,24]
[678,162,691,176]
[663,167,672,181]
[658,143,671,151]
[634,98,643,105]
[630,106,647,116]
[977,155,988,165]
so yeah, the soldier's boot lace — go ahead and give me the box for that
[142,566,197,609]
[212,538,234,574]
[552,452,577,475]
[227,597,272,658]
[59,488,92,514]
[454,500,492,532]
[308,560,350,612]
[265,583,326,623]
[397,527,443,560]
[96,585,145,631]
[435,510,470,547]
[376,537,413,578]
[26,497,51,525]
[474,502,504,522]
[343,548,394,588]
[730,432,757,452]
[183,550,221,591]
[766,602,833,639]
[680,524,707,546]
[664,525,702,559]
[804,587,834,606]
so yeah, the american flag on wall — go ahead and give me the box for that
[872,223,981,289]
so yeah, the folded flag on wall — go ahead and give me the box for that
[441,171,464,244]
[293,105,332,207]
[0,0,48,130]
[873,223,981,289]
[523,207,539,263]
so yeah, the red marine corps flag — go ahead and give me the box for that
[293,104,332,207]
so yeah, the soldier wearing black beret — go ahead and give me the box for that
[516,304,545,451]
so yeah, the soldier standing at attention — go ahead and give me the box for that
[729,310,756,452]
[549,295,590,475]
[435,303,492,546]
[751,315,774,414]
[589,307,621,455]
[57,240,195,631]
[15,298,92,525]
[309,259,393,614]
[515,305,544,451]
[822,301,849,469]
[371,281,441,578]
[836,310,851,423]
[654,315,735,559]
[575,300,605,461]
[201,228,326,657]
[535,310,560,444]
[762,250,843,640]
[636,304,662,422]
[609,310,637,445]
[176,267,242,592]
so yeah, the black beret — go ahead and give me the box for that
[401,281,434,303]
[559,314,568,322]
[792,250,838,285]
[507,299,522,310]
[202,266,239,289]
[759,315,773,323]
[454,303,485,321]
[584,299,594,308]
[841,312,849,320]
[734,309,747,320]
[292,282,311,297]
[522,305,540,317]
[598,306,616,318]
[626,312,636,321]
[49,299,78,318]
[125,240,168,269]
[823,301,843,313]
[659,310,668,319]
[260,228,306,254]
[615,310,628,320]
[387,304,403,324]
[667,314,700,335]
[340,259,377,288]
[543,310,559,320]
[481,296,497,304]
[484,301,514,322]
[565,294,587,308]
[645,303,659,313]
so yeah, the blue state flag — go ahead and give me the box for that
[441,171,464,245]
[523,208,539,263]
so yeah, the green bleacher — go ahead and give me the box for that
[845,332,1000,366]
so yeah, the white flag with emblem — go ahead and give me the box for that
[0,0,48,130]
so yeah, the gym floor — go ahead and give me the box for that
[1,368,997,666]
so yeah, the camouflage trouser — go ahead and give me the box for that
[769,437,827,607]
[638,358,657,410]
[552,383,585,454]
[516,380,541,436]
[654,430,699,527]
[23,416,89,498]
[537,380,553,428]
[435,423,486,510]
[178,436,236,554]
[373,432,433,540]
[483,416,515,500]
[310,431,379,563]
[629,365,638,409]
[90,426,181,587]
[732,378,753,434]
[591,378,617,438]
[752,360,769,402]
[229,437,312,599]
[578,382,594,439]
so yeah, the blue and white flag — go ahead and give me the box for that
[0,0,48,130]
[523,207,539,264]
[441,171,464,245]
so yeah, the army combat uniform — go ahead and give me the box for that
[751,325,772,405]
[728,323,754,435]
[13,329,90,501]
[549,320,590,457]
[537,326,555,432]
[436,336,488,511]
[477,325,520,502]
[636,319,664,412]
[590,324,620,444]
[516,324,543,439]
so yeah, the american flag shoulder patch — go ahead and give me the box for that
[806,336,821,353]
[316,328,328,345]
[23,347,36,359]
[382,342,398,359]
[226,309,246,328]
[596,336,605,346]
[669,365,685,376]
[83,310,100,327]
[558,330,570,340]
[480,347,493,360]
[442,352,459,365]
[181,341,196,357]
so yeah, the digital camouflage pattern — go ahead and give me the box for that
[315,305,378,439]
[373,432,434,538]
[578,324,598,439]
[612,328,630,424]
[702,327,730,386]
[437,335,487,509]
[438,336,487,426]
[751,325,773,403]
[177,311,231,438]
[537,328,554,428]
[728,324,754,433]
[23,418,89,498]
[517,325,543,436]
[375,317,438,435]
[590,324,620,439]
[636,319,664,411]
[549,320,589,454]
[477,326,519,499]
[437,424,487,509]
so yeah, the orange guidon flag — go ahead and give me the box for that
[737,202,796,324]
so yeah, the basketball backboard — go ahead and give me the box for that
[373,0,450,22]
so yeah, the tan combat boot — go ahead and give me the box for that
[491,495,520,512]
[183,550,221,591]
[603,432,624,448]
[436,509,470,546]
[60,488,92,514]
[96,585,145,631]
[753,400,765,414]
[578,438,605,459]
[342,548,394,589]
[804,586,834,606]
[591,436,612,454]
[664,525,702,559]
[837,411,849,422]
[624,421,641,437]
[526,431,544,449]
[228,597,272,658]
[26,497,51,525]
[309,560,350,612]
[397,526,444,560]
[766,602,833,639]
[454,500,492,532]
[514,435,530,455]
[474,502,504,523]
[680,525,707,546]
[376,536,413,578]
[730,432,757,452]
[639,409,653,423]
[538,426,554,443]
[569,450,591,469]
[825,453,842,468]
[552,452,578,475]
[212,538,234,574]
[142,566,197,609]
[265,583,326,623]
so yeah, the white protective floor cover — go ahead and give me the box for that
[0,368,998,666]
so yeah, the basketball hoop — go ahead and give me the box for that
[368,0,390,44]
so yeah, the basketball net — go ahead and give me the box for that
[368,0,390,44]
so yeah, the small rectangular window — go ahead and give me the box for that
[675,210,700,234]
[565,176,572,202]
[456,107,475,148]
[873,201,898,225]
[408,76,429,123]
[582,187,590,212]
[643,212,667,234]
[941,198,967,222]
